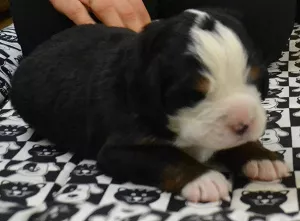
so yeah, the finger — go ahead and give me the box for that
[128,0,151,26]
[79,0,89,5]
[87,0,124,28]
[113,0,143,32]
[50,0,96,25]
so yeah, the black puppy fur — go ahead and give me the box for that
[10,9,279,195]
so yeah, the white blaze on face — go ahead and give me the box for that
[168,10,267,158]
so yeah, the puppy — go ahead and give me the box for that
[10,8,289,202]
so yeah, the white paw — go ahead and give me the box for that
[181,170,231,203]
[243,160,290,181]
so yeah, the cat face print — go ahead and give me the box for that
[114,188,161,205]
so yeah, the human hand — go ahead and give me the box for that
[50,0,151,32]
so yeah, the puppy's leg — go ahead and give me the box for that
[97,136,231,202]
[213,141,290,181]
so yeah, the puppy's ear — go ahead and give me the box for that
[261,68,270,100]
[138,20,171,61]
[247,48,269,101]
[128,21,171,122]
[253,65,269,101]
[128,56,164,122]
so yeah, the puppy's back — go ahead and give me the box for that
[10,24,136,157]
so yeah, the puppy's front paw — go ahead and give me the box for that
[243,160,290,181]
[181,170,231,202]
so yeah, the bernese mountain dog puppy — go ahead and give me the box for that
[10,8,290,202]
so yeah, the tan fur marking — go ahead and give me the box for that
[196,76,210,93]
[249,66,261,81]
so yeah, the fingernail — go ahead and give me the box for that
[222,195,231,201]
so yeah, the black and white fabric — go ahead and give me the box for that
[0,24,300,221]
[0,24,22,106]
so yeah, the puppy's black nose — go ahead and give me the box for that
[232,123,249,135]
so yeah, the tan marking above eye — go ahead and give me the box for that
[196,76,210,93]
[249,66,261,81]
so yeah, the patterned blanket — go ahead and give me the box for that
[0,24,22,106]
[0,24,300,221]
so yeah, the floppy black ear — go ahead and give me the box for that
[258,66,270,101]
[248,64,269,101]
[138,20,172,62]
[127,21,171,125]
[248,50,270,101]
